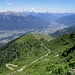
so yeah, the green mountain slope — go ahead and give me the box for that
[0,32,75,75]
[0,33,53,75]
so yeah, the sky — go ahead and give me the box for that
[0,0,75,13]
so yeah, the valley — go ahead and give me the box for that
[0,12,75,47]
[0,0,75,75]
[0,12,75,75]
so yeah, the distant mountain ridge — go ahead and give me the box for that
[50,25,75,37]
[0,14,49,30]
[0,11,75,31]
[56,14,75,26]
[0,12,56,30]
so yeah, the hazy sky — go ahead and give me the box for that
[0,0,75,13]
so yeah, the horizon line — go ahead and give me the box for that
[0,10,75,14]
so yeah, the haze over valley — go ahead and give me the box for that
[0,11,75,45]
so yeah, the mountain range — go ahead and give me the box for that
[0,11,75,75]
[0,11,75,31]
[0,14,49,30]
[0,12,75,47]
[56,14,75,26]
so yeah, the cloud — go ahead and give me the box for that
[31,8,35,10]
[7,2,14,6]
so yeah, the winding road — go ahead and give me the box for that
[16,35,51,72]
[6,34,51,75]
[6,64,18,71]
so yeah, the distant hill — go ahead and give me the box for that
[50,26,75,37]
[0,14,49,30]
[56,14,75,26]
[0,12,57,30]
[29,12,56,22]
[0,12,75,31]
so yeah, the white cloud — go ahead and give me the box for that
[31,8,34,10]
[7,2,14,6]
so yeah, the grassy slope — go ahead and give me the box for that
[20,32,75,75]
[0,34,53,75]
[0,32,75,75]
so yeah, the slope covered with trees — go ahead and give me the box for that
[0,32,75,75]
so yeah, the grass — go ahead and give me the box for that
[0,32,75,75]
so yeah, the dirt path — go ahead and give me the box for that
[17,65,28,72]
[16,35,51,72]
[55,54,59,57]
[6,64,18,70]
[6,34,51,75]
[34,35,50,57]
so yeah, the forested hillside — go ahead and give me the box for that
[0,33,75,75]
